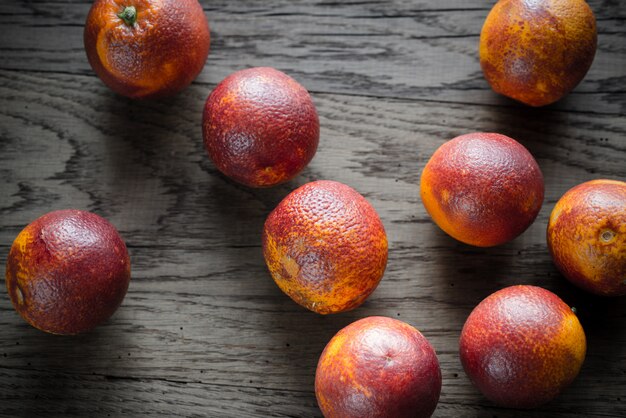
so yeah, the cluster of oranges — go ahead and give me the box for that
[5,0,624,416]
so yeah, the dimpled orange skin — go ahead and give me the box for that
[548,179,626,296]
[420,133,544,247]
[480,0,597,107]
[203,67,320,188]
[460,285,586,408]
[5,210,131,335]
[262,181,387,314]
[315,316,441,418]
[84,0,210,99]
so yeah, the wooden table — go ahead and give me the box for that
[1,1,624,416]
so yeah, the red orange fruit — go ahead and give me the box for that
[5,210,131,335]
[203,67,319,188]
[420,132,544,247]
[480,0,597,106]
[262,180,387,314]
[548,179,626,296]
[84,0,210,99]
[315,316,442,418]
[460,285,586,408]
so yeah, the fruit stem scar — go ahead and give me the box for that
[571,306,577,315]
[118,6,137,27]
[600,229,615,243]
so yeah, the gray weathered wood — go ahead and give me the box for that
[0,1,625,417]
[0,1,624,113]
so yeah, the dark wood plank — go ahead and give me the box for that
[0,0,625,417]
[0,368,319,417]
[0,1,624,113]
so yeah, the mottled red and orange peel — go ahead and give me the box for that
[5,210,131,335]
[480,0,597,106]
[263,180,387,314]
[84,0,210,99]
[420,133,544,247]
[548,179,626,296]
[203,67,319,188]
[315,316,441,418]
[460,285,586,408]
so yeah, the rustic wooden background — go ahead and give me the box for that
[0,0,624,416]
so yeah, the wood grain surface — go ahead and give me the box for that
[0,0,625,417]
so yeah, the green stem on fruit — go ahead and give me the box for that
[118,6,137,27]
[571,307,578,315]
